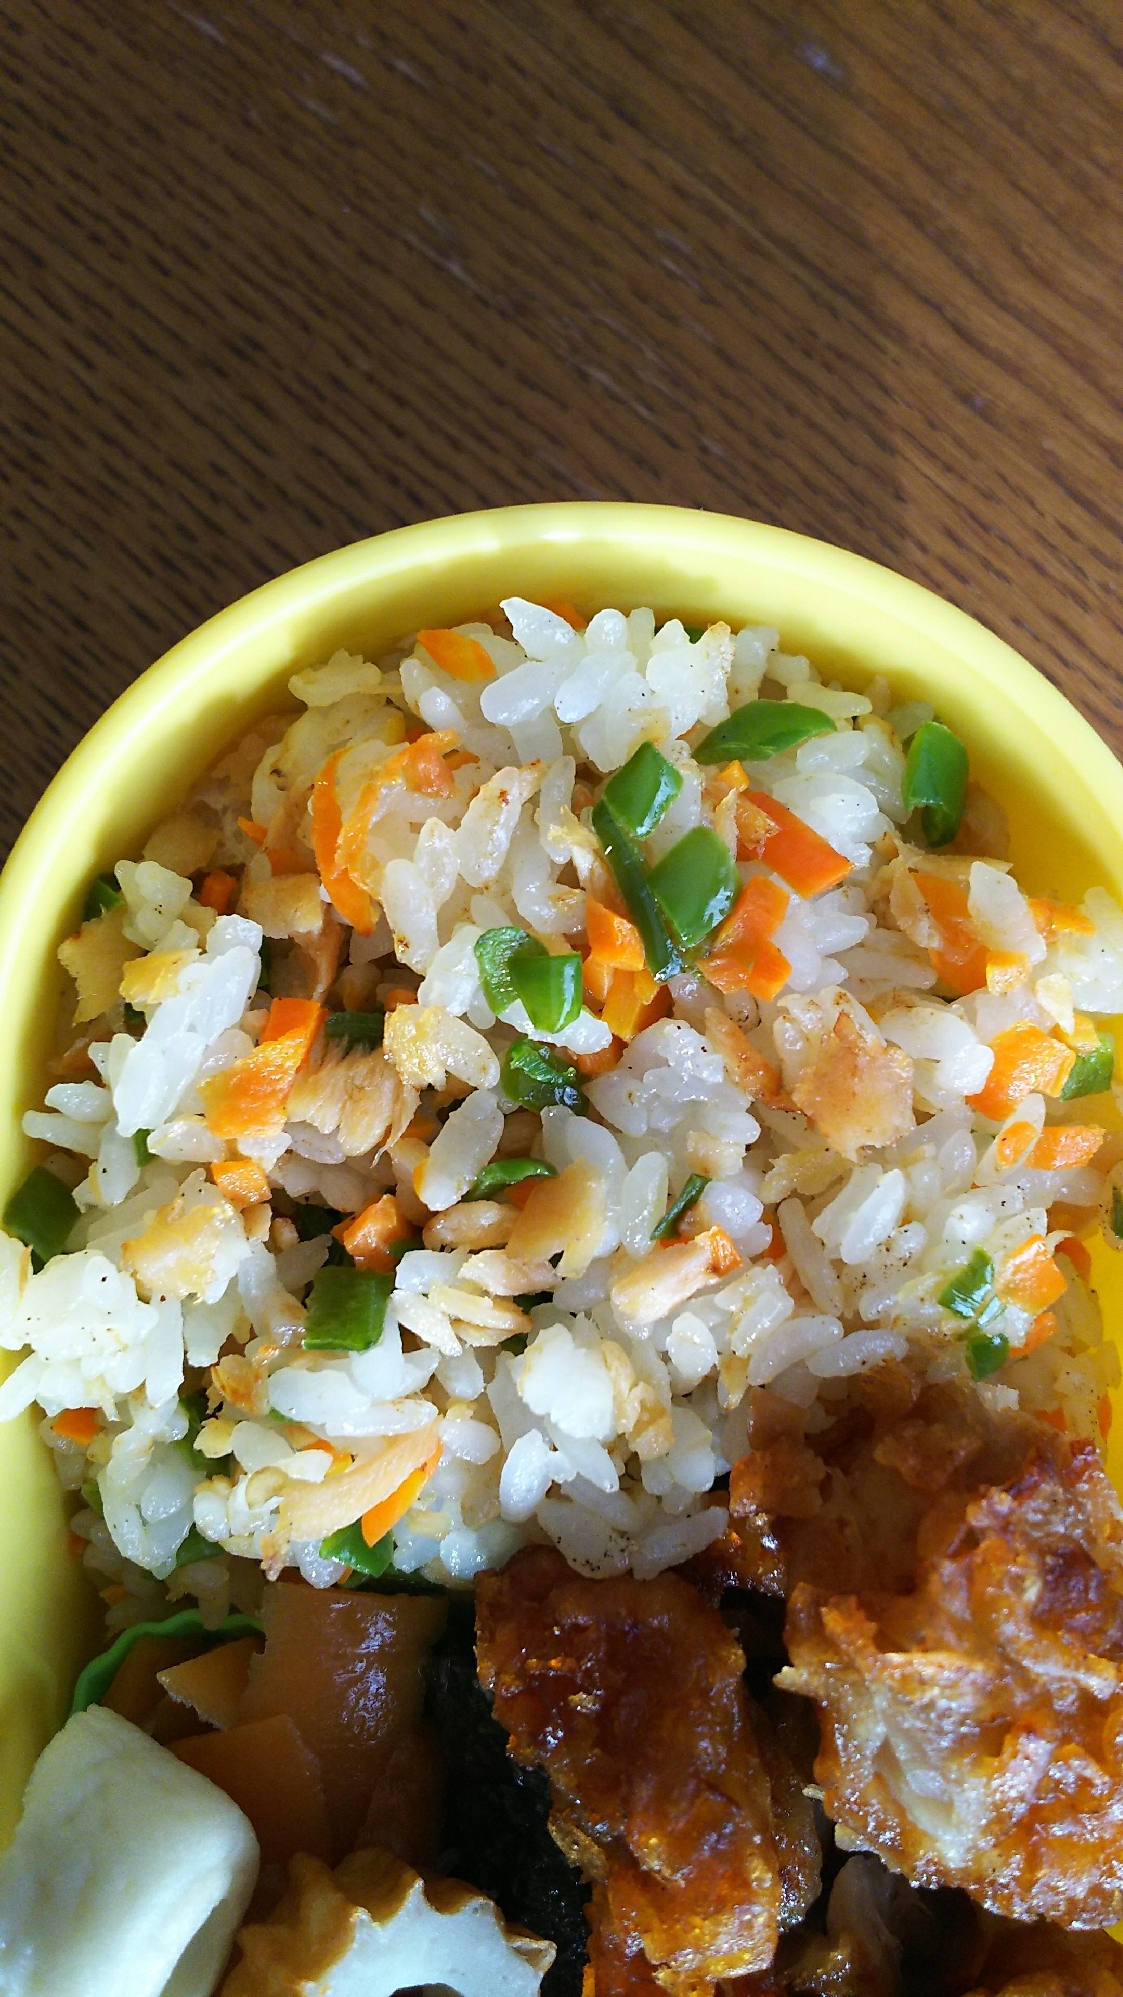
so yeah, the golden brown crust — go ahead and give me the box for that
[476,1545,784,1991]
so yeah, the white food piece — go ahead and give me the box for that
[0,1704,258,1997]
[225,1845,554,1997]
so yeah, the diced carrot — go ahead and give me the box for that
[539,598,586,630]
[993,1119,1039,1170]
[703,941,792,1003]
[1057,1235,1092,1282]
[67,1530,86,1559]
[734,795,779,858]
[52,1407,99,1447]
[393,730,459,799]
[967,1020,1076,1121]
[586,898,646,971]
[709,876,790,956]
[985,950,1030,995]
[1100,1393,1114,1439]
[172,1713,332,1869]
[311,751,377,934]
[335,1194,413,1273]
[382,986,418,1009]
[706,1226,742,1277]
[211,1157,271,1209]
[1028,896,1095,940]
[745,793,852,896]
[199,869,237,915]
[158,1636,264,1731]
[200,999,324,1141]
[574,1039,622,1076]
[403,718,429,741]
[505,1176,542,1210]
[760,1222,784,1260]
[360,1445,440,1547]
[995,1234,1067,1312]
[416,629,496,682]
[1039,1406,1067,1432]
[1028,1125,1105,1171]
[583,953,615,1007]
[237,817,268,846]
[100,1584,129,1606]
[914,873,988,995]
[1019,1310,1059,1356]
[602,967,672,1041]
[445,748,478,770]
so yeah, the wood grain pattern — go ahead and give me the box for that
[3,0,1122,857]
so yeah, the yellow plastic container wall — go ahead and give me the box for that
[0,501,1121,1838]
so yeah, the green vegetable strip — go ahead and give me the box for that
[467,1158,557,1201]
[592,799,683,983]
[510,951,583,1034]
[682,624,706,643]
[133,1130,151,1165]
[175,1526,223,1567]
[647,827,740,953]
[83,872,123,922]
[1061,1030,1115,1100]
[651,1173,710,1242]
[602,742,683,839]
[501,1038,586,1113]
[303,1265,392,1351]
[292,1202,346,1240]
[320,1520,395,1578]
[694,700,836,766]
[1113,1186,1123,1242]
[938,1248,995,1320]
[475,927,546,1013]
[966,1330,1010,1380]
[4,1166,79,1264]
[325,1009,385,1050]
[902,720,969,848]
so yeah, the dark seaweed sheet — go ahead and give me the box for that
[428,1601,590,1996]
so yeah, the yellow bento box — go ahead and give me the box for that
[0,501,1120,1842]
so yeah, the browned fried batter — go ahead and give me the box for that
[475,1545,785,1993]
[748,1380,1123,1927]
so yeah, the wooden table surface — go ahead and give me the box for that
[4,1,1122,858]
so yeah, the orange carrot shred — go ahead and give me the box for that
[539,598,586,630]
[745,792,851,896]
[1039,1406,1066,1432]
[53,1407,99,1447]
[200,1000,324,1141]
[586,898,646,971]
[199,870,237,915]
[360,1446,440,1547]
[1028,1125,1105,1171]
[915,873,988,995]
[601,968,672,1041]
[335,1194,413,1273]
[1028,896,1095,940]
[416,629,496,682]
[582,954,615,1007]
[237,817,267,846]
[211,1158,271,1209]
[1019,1309,1059,1356]
[993,1119,1039,1170]
[574,1039,622,1077]
[967,1020,1076,1121]
[310,751,376,934]
[1100,1393,1114,1439]
[1057,1235,1093,1282]
[995,1234,1067,1313]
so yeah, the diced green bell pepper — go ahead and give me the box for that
[966,1330,1009,1380]
[303,1265,392,1351]
[591,799,683,983]
[651,1173,709,1241]
[510,951,583,1033]
[4,1166,79,1264]
[325,1009,385,1051]
[475,927,546,1013]
[175,1526,223,1567]
[1061,1030,1115,1100]
[938,1248,995,1320]
[467,1158,557,1201]
[602,742,683,839]
[501,1038,585,1113]
[647,826,740,952]
[320,1520,396,1578]
[83,872,123,921]
[902,720,969,848]
[694,700,835,766]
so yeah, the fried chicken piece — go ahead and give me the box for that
[770,1390,1123,1926]
[475,1546,784,1993]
